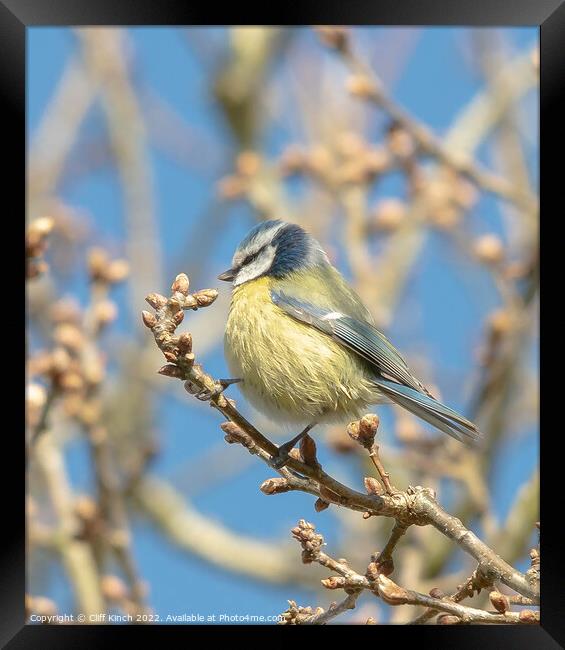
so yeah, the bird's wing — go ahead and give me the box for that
[271,289,481,443]
[270,289,428,394]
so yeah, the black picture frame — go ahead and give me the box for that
[9,0,559,646]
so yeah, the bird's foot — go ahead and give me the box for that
[270,440,297,469]
[270,424,316,469]
[194,378,242,401]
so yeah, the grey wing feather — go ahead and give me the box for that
[271,290,429,395]
[271,289,481,444]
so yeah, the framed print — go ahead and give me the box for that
[9,0,561,645]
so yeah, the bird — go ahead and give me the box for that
[218,219,481,467]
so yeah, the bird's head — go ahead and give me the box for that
[218,220,328,287]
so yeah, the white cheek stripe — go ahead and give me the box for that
[233,245,276,286]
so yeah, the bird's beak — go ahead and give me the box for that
[218,268,236,282]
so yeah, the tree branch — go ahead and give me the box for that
[284,519,538,625]
[142,272,539,606]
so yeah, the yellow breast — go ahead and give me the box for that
[224,276,376,424]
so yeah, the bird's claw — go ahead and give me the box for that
[270,425,315,469]
[270,441,296,469]
[194,388,215,401]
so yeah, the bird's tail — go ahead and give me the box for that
[373,378,482,444]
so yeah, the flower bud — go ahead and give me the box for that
[372,199,406,232]
[376,575,409,604]
[364,147,390,175]
[171,273,190,296]
[106,259,129,283]
[145,293,168,309]
[279,145,307,175]
[26,383,47,426]
[101,575,128,601]
[437,615,460,625]
[346,74,377,99]
[364,476,384,496]
[50,298,82,324]
[29,216,54,239]
[474,234,504,265]
[376,556,394,577]
[387,126,415,159]
[59,372,84,391]
[489,591,509,613]
[141,310,157,329]
[299,434,319,468]
[193,289,218,308]
[158,365,183,378]
[315,26,348,51]
[177,332,193,353]
[347,414,379,450]
[220,420,247,444]
[518,609,538,623]
[314,498,330,512]
[54,324,84,351]
[217,175,246,200]
[236,151,261,177]
[488,309,514,336]
[87,248,109,280]
[260,478,291,495]
[321,576,345,589]
[94,300,117,327]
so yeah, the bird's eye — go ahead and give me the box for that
[242,250,261,266]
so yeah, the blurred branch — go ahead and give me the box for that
[33,434,105,618]
[422,250,539,577]
[80,253,148,616]
[317,27,537,212]
[133,475,316,587]
[214,27,289,147]
[488,467,539,563]
[27,241,149,619]
[142,86,223,172]
[449,44,538,172]
[78,29,163,320]
[475,32,536,235]
[28,57,97,218]
[26,217,55,281]
[271,36,539,327]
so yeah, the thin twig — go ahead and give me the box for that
[368,444,397,495]
[379,521,409,566]
[286,519,537,625]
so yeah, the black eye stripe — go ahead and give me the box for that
[243,249,262,265]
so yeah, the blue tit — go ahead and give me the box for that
[219,219,481,465]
